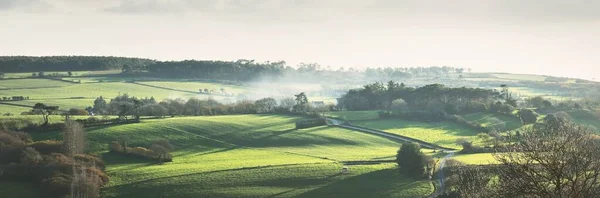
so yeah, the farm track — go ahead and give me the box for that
[326,118,456,197]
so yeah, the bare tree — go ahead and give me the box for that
[492,123,600,197]
[63,118,85,157]
[150,139,172,163]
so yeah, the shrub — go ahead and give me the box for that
[28,140,63,155]
[396,143,427,179]
[68,108,89,116]
[518,109,539,125]
[295,117,327,129]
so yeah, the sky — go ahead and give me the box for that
[1,0,599,79]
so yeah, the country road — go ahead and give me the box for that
[326,118,456,197]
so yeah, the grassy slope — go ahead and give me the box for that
[138,81,247,95]
[0,78,73,89]
[325,111,379,121]
[353,119,481,149]
[451,153,498,165]
[462,112,522,131]
[0,81,234,111]
[31,115,431,198]
[0,104,32,115]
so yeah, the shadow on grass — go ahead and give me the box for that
[296,168,432,198]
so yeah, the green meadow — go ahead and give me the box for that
[325,110,380,121]
[353,119,481,149]
[29,115,434,198]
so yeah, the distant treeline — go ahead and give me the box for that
[147,59,289,81]
[0,56,469,81]
[0,56,155,72]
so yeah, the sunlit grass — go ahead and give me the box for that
[29,114,431,197]
[325,111,379,121]
[354,119,480,149]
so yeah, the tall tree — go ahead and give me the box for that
[293,92,309,112]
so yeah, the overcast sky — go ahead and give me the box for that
[1,0,599,79]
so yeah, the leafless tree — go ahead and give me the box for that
[492,123,600,197]
[62,118,85,157]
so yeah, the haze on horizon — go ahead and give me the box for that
[1,0,599,80]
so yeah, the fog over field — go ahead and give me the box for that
[1,0,599,79]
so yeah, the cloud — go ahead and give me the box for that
[99,0,600,23]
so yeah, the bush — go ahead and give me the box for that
[28,140,63,155]
[295,117,327,129]
[68,108,89,116]
[396,143,428,179]
[518,109,539,125]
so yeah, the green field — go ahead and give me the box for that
[0,80,236,111]
[0,79,73,89]
[491,73,547,82]
[462,112,522,131]
[138,81,247,95]
[30,115,433,198]
[353,119,481,149]
[0,104,32,115]
[451,153,498,165]
[325,111,379,121]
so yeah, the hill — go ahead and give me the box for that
[31,115,433,198]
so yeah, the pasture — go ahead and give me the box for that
[353,119,481,149]
[451,153,498,165]
[30,115,434,198]
[325,110,379,121]
[462,112,522,131]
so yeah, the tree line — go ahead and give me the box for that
[0,56,155,72]
[338,81,504,114]
[89,92,330,119]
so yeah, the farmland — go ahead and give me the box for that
[2,68,600,198]
[27,115,434,198]
[462,112,522,131]
[325,110,379,121]
[353,119,482,149]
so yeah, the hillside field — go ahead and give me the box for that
[30,115,434,198]
[353,119,482,149]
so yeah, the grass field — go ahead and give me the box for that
[462,113,522,131]
[30,115,434,198]
[491,73,547,82]
[0,104,32,115]
[138,81,247,95]
[353,119,481,149]
[451,153,497,165]
[0,79,72,89]
[325,111,379,121]
[0,81,235,111]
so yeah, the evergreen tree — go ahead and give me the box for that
[396,143,427,179]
